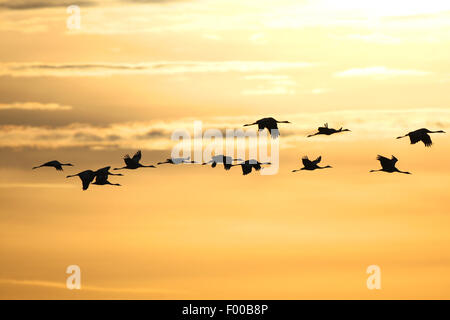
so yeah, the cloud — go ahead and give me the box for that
[0,183,74,188]
[243,74,297,95]
[250,33,268,45]
[344,33,401,44]
[244,74,290,81]
[0,0,95,10]
[0,102,72,111]
[242,87,296,95]
[202,34,222,41]
[335,66,432,78]
[0,61,315,77]
[0,278,179,294]
[311,88,327,94]
[0,109,448,150]
[135,129,166,140]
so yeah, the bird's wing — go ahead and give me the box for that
[81,178,91,190]
[46,160,63,170]
[132,150,142,162]
[313,156,322,164]
[252,163,262,171]
[257,122,265,130]
[302,156,312,167]
[95,166,111,175]
[408,132,421,144]
[324,123,328,128]
[421,133,432,147]
[376,155,392,168]
[242,164,252,175]
[123,154,134,166]
[79,170,95,190]
[391,155,398,164]
[270,128,280,139]
[94,173,108,184]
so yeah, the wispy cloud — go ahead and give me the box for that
[0,0,95,10]
[310,88,328,94]
[0,183,75,188]
[244,74,290,81]
[0,109,448,150]
[243,74,297,95]
[0,61,315,77]
[0,278,179,294]
[250,32,268,45]
[202,34,222,41]
[344,33,401,44]
[0,102,72,111]
[241,87,295,95]
[335,66,432,78]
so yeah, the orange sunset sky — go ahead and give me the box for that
[1,0,450,299]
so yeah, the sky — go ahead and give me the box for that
[1,0,450,299]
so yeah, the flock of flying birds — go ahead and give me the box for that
[31,117,446,190]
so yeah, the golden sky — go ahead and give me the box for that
[1,0,450,299]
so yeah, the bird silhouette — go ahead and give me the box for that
[32,160,73,171]
[94,166,123,177]
[243,117,291,138]
[232,160,271,175]
[92,171,121,187]
[202,155,243,170]
[113,150,156,170]
[66,166,122,190]
[307,123,351,137]
[370,155,411,174]
[396,128,445,147]
[66,170,96,190]
[157,156,197,165]
[292,156,332,172]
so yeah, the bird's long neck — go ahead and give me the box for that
[431,130,445,133]
[277,120,290,123]
[396,168,411,174]
[62,163,72,166]
[244,122,257,126]
[66,174,78,178]
[113,167,125,170]
[140,164,154,168]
